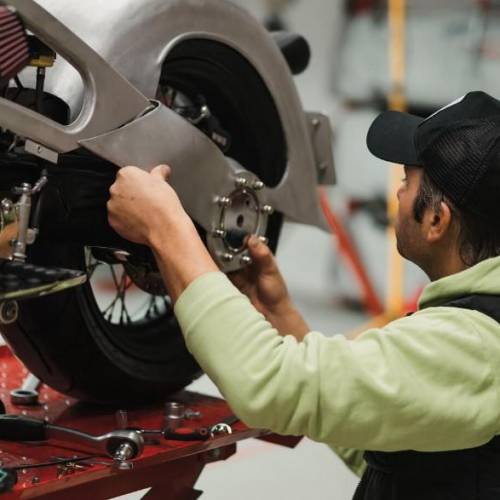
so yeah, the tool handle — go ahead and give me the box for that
[0,415,47,441]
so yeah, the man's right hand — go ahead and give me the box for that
[230,236,310,340]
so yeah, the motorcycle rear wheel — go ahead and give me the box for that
[0,39,288,404]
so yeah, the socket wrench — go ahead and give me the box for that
[0,415,144,464]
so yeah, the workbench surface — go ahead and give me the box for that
[0,345,291,499]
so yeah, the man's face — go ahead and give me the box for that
[394,166,426,263]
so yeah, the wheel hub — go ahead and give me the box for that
[207,169,271,272]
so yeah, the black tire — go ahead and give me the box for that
[0,39,288,404]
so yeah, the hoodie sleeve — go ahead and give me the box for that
[174,272,500,451]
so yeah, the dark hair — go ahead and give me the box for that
[413,171,500,266]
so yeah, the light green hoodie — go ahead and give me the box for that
[174,256,500,467]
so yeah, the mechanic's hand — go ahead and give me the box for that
[230,235,291,316]
[231,236,310,339]
[107,164,191,246]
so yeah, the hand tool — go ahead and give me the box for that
[0,415,144,468]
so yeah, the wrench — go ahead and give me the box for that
[0,415,144,467]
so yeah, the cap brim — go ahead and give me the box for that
[367,110,424,165]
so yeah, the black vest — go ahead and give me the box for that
[353,294,500,500]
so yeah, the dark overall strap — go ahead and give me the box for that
[353,294,500,500]
[443,294,500,323]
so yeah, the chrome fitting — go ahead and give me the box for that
[212,229,227,239]
[216,196,232,208]
[252,180,264,191]
[261,205,274,215]
[240,255,253,266]
[235,177,248,188]
[220,253,234,263]
[113,443,134,471]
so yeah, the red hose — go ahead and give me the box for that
[319,188,384,316]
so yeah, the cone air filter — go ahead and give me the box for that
[0,6,29,86]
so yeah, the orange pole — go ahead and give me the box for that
[385,0,407,315]
[349,0,409,335]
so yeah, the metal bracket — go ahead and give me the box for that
[306,112,336,186]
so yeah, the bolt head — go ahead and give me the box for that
[235,177,248,188]
[261,205,274,215]
[252,180,264,191]
[240,255,252,266]
[220,253,234,263]
[212,229,227,239]
[216,196,232,208]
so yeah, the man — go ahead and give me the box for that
[107,91,500,499]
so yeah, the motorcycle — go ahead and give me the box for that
[0,0,335,404]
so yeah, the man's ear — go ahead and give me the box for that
[426,201,452,242]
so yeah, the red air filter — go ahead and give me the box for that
[0,6,29,86]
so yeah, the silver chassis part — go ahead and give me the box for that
[206,167,270,273]
[0,0,335,270]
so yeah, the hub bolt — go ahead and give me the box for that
[235,177,248,188]
[261,205,274,215]
[220,253,234,263]
[217,196,232,208]
[240,255,253,266]
[252,181,264,191]
[212,229,227,239]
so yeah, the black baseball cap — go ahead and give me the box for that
[367,91,500,220]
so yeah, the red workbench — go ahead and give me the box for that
[0,346,300,499]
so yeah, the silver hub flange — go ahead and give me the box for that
[208,170,271,273]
